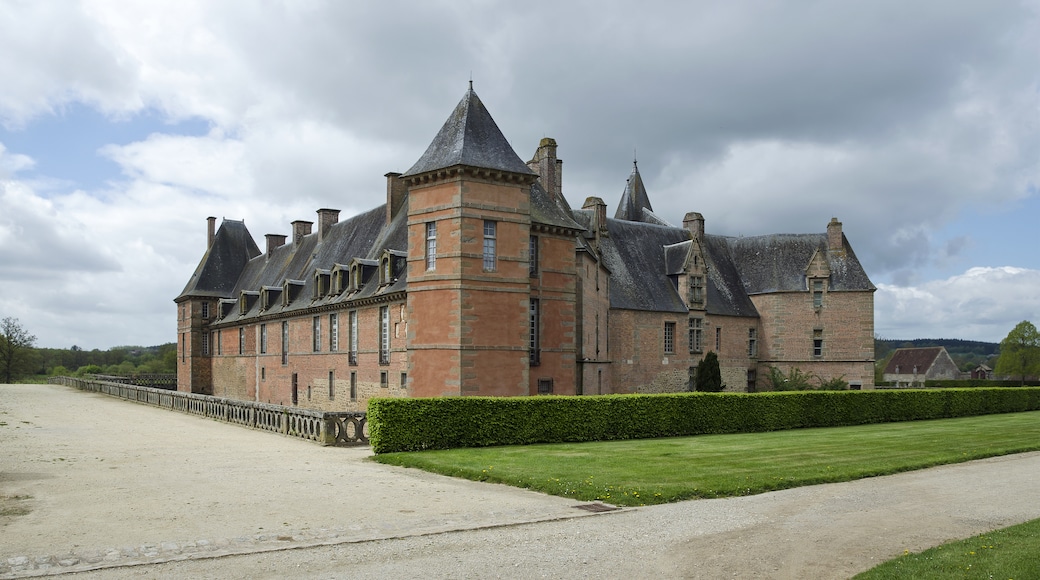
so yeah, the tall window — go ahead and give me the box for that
[748,328,758,358]
[379,306,390,365]
[281,321,289,365]
[664,322,676,354]
[380,371,388,388]
[260,323,268,354]
[201,302,210,319]
[690,276,704,304]
[350,371,357,401]
[238,328,245,355]
[202,333,210,356]
[689,318,703,353]
[349,310,358,365]
[483,220,497,271]
[813,280,824,309]
[312,316,321,352]
[329,313,339,352]
[328,370,335,400]
[426,222,437,270]
[813,329,824,357]
[529,298,540,366]
[217,330,222,355]
[715,327,721,351]
[529,235,538,277]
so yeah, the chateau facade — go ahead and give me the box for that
[175,87,876,410]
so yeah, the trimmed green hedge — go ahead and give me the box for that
[368,388,1040,453]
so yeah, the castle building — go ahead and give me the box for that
[175,86,876,409]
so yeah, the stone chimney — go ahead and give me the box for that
[527,138,566,206]
[317,208,340,242]
[582,197,608,246]
[207,216,216,249]
[385,172,407,225]
[291,220,313,248]
[265,234,287,259]
[683,212,705,240]
[827,217,844,253]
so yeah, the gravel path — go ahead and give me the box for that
[2,383,1039,579]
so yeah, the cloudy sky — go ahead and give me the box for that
[1,1,1038,350]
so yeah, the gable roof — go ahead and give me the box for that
[614,161,654,222]
[883,347,948,374]
[724,233,875,294]
[177,219,261,300]
[402,86,535,178]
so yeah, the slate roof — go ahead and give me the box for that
[177,219,261,300]
[724,233,875,294]
[402,86,535,178]
[597,217,690,313]
[531,181,583,231]
[883,347,948,375]
[614,161,654,222]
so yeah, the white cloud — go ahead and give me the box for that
[876,267,1040,341]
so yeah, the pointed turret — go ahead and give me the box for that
[614,160,654,222]
[402,85,535,178]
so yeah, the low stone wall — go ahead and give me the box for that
[49,377,367,447]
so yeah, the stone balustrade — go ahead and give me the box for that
[49,377,367,447]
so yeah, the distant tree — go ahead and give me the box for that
[995,321,1040,386]
[694,351,724,392]
[0,317,38,383]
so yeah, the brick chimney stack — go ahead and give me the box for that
[291,220,313,248]
[385,172,407,225]
[827,217,844,253]
[207,216,216,249]
[683,212,705,240]
[265,234,287,259]
[317,208,340,242]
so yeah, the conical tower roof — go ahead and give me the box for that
[614,160,654,221]
[402,85,535,178]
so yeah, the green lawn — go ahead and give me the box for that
[372,410,1040,506]
[854,517,1040,579]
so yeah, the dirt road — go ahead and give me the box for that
[2,383,1039,579]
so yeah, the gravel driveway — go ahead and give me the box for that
[2,383,1039,579]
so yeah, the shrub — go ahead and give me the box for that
[768,366,814,391]
[694,351,723,392]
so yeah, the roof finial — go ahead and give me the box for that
[633,148,638,169]
[469,72,473,92]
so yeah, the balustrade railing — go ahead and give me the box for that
[49,377,367,447]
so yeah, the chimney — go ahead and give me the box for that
[265,234,287,259]
[385,172,407,225]
[317,208,340,242]
[582,197,608,246]
[291,220,313,248]
[683,212,705,240]
[528,138,566,207]
[207,216,216,249]
[827,217,844,253]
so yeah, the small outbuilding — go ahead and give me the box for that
[882,347,960,387]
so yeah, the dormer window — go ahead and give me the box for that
[350,264,361,292]
[314,269,331,299]
[381,256,392,286]
[689,276,704,304]
[260,286,282,311]
[332,264,349,294]
[239,291,259,315]
[282,279,305,306]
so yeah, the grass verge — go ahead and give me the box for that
[853,517,1040,579]
[371,410,1040,506]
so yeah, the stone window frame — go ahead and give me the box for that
[689,318,703,354]
[529,298,540,366]
[813,329,824,357]
[537,378,554,394]
[281,321,289,366]
[529,235,539,277]
[329,313,339,352]
[328,370,335,400]
[664,321,676,354]
[425,222,437,271]
[260,323,268,354]
[312,316,321,353]
[379,306,390,365]
[483,220,497,272]
[748,327,758,358]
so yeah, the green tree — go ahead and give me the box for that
[995,320,1040,386]
[0,317,38,383]
[694,351,724,392]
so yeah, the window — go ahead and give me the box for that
[307,384,312,401]
[380,371,388,388]
[747,369,757,391]
[664,322,676,354]
[260,323,268,354]
[281,321,288,365]
[181,333,185,362]
[381,257,391,285]
[690,276,704,304]
[689,318,703,353]
[330,313,339,352]
[329,371,335,400]
[748,328,758,358]
[426,222,437,270]
[379,306,390,365]
[715,327,721,351]
[529,298,540,366]
[201,302,210,319]
[350,372,357,400]
[529,235,538,276]
[349,310,358,365]
[201,332,209,356]
[312,316,321,352]
[813,329,823,357]
[483,220,497,271]
[400,372,407,389]
[261,367,265,380]
[217,330,222,355]
[291,373,298,405]
[537,378,553,394]
[238,328,245,355]
[813,280,824,309]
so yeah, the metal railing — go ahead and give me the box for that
[49,376,367,447]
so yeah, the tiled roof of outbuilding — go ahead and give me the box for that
[883,347,946,375]
[177,219,261,300]
[402,87,535,178]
